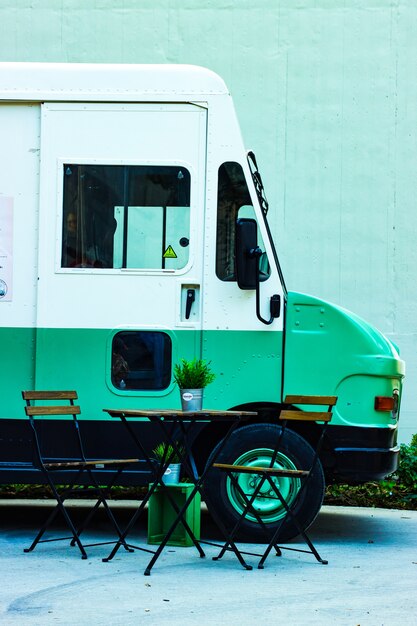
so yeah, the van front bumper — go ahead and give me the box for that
[325,424,400,483]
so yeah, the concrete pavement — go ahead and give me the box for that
[0,500,416,625]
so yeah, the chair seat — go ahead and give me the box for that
[44,458,140,469]
[213,463,309,478]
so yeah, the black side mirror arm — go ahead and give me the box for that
[249,247,281,325]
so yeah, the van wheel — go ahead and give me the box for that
[203,423,325,542]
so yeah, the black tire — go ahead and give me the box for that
[203,423,325,542]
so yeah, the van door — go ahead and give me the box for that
[202,160,285,409]
[35,103,206,416]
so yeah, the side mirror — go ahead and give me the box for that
[235,218,258,290]
[235,217,281,325]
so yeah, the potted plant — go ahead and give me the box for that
[152,442,184,485]
[173,358,215,411]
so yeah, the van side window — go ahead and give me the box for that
[216,162,270,282]
[62,165,190,270]
[111,331,172,391]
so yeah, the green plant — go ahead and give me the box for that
[394,435,417,497]
[325,433,417,509]
[173,358,216,389]
[152,442,184,464]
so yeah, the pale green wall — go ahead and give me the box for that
[0,0,415,442]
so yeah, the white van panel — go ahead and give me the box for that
[0,63,228,102]
[0,104,39,328]
[37,103,206,330]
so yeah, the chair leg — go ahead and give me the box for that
[213,471,281,563]
[90,492,134,553]
[49,487,88,559]
[56,497,88,559]
[23,503,62,553]
[69,470,134,553]
[68,487,102,546]
[24,474,89,559]
[257,478,327,568]
[102,476,164,563]
[102,497,150,563]
[208,499,253,571]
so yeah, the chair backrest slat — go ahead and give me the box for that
[22,390,86,466]
[284,395,337,407]
[22,391,78,401]
[279,410,332,423]
[25,405,81,417]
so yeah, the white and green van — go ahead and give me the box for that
[0,63,404,540]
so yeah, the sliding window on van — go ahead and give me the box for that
[61,165,191,270]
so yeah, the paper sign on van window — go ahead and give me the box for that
[0,197,13,301]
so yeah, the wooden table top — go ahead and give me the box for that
[103,408,257,420]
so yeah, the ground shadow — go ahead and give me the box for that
[0,500,409,547]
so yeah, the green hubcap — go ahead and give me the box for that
[226,448,301,523]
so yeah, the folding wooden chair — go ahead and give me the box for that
[212,395,337,569]
[22,390,141,559]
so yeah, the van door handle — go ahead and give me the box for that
[185,289,196,319]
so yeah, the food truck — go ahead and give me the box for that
[0,63,404,539]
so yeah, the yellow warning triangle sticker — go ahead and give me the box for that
[163,245,177,259]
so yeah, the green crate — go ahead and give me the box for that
[147,483,201,547]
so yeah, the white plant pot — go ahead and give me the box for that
[162,463,181,485]
[180,388,203,411]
